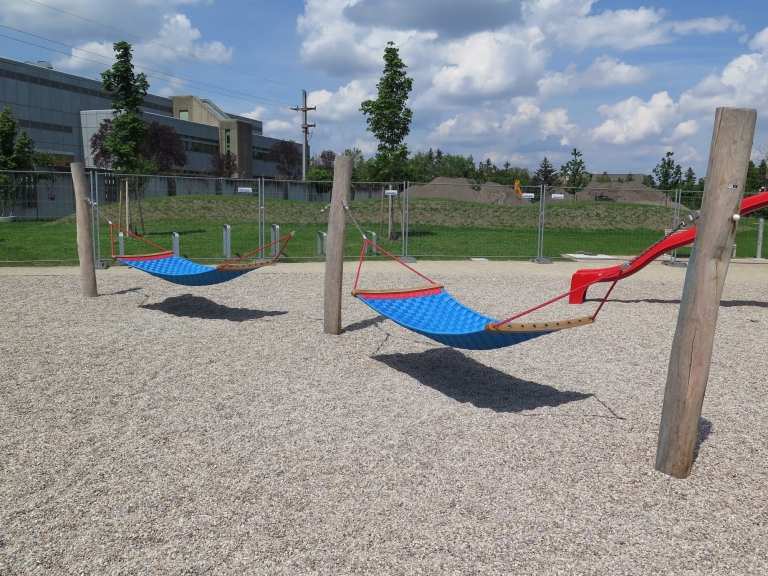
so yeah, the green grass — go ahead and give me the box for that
[1,195,763,263]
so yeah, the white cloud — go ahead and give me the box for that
[539,108,576,145]
[591,92,679,145]
[523,0,742,52]
[670,120,699,141]
[749,27,768,51]
[538,56,649,97]
[307,80,375,121]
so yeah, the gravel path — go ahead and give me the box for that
[1,261,766,574]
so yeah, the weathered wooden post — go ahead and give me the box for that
[324,155,353,335]
[72,162,98,297]
[655,107,756,478]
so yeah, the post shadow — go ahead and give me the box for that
[692,417,713,464]
[373,348,592,413]
[140,294,287,322]
[343,315,386,333]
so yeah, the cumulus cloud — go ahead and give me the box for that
[307,81,375,121]
[523,0,742,51]
[590,92,679,145]
[538,56,649,97]
[670,120,699,141]
[678,31,768,115]
[343,0,523,39]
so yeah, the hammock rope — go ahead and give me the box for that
[343,202,612,350]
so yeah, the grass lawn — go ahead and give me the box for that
[0,195,762,263]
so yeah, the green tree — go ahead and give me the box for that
[343,147,372,181]
[360,42,413,182]
[642,174,656,188]
[682,167,697,190]
[531,157,558,186]
[626,171,635,182]
[100,41,150,174]
[0,107,54,216]
[745,160,765,192]
[559,148,591,193]
[652,151,682,190]
[305,167,334,181]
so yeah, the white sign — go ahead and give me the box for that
[385,189,398,196]
[522,192,535,199]
[551,193,565,200]
[237,187,252,194]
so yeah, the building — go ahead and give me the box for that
[0,56,303,178]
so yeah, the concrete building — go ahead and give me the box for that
[0,56,301,177]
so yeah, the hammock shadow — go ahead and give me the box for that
[343,315,386,333]
[588,297,768,308]
[140,294,287,322]
[373,348,592,413]
[692,417,713,464]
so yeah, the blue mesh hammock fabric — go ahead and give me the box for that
[354,285,590,350]
[116,254,255,286]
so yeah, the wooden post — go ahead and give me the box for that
[324,155,353,335]
[125,179,130,233]
[655,107,756,478]
[72,162,97,297]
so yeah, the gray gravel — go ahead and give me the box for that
[1,262,766,575]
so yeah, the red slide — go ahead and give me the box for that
[569,191,768,304]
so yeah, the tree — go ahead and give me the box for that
[266,140,302,180]
[559,148,591,193]
[311,150,336,172]
[642,174,656,188]
[90,119,187,173]
[305,167,334,181]
[653,151,682,190]
[531,157,558,186]
[626,171,635,182]
[343,147,372,181]
[99,41,150,174]
[208,151,238,178]
[682,167,697,191]
[0,107,54,216]
[360,42,413,181]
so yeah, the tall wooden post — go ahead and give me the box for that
[324,155,353,335]
[72,162,97,297]
[655,107,756,478]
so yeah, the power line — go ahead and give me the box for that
[23,0,302,91]
[0,23,295,109]
[0,32,303,125]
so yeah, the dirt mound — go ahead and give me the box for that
[408,177,533,206]
[572,181,670,206]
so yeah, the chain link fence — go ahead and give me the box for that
[0,170,765,264]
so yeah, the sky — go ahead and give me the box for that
[1,0,767,178]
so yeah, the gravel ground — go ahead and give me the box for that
[1,260,766,575]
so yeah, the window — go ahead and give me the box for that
[225,129,231,153]
[179,110,189,120]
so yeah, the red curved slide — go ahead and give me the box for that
[569,191,768,304]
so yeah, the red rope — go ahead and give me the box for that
[110,223,170,257]
[589,275,620,320]
[353,238,369,291]
[222,233,293,266]
[363,239,436,284]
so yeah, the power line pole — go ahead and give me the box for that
[292,90,316,180]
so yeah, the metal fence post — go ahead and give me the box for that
[665,189,686,267]
[317,231,327,256]
[172,232,179,256]
[365,231,378,255]
[757,218,764,259]
[531,184,552,263]
[223,224,231,258]
[118,231,125,256]
[270,224,280,256]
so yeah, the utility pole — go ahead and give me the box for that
[292,90,316,180]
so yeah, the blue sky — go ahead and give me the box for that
[1,0,767,179]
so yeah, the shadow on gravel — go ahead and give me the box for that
[587,297,768,308]
[101,287,143,296]
[692,417,713,464]
[141,294,287,322]
[373,348,592,413]
[343,315,386,333]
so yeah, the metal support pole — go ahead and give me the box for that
[172,232,179,256]
[271,224,280,256]
[756,218,764,259]
[118,231,125,256]
[365,231,378,255]
[665,189,686,267]
[531,184,552,263]
[317,231,327,256]
[223,224,231,258]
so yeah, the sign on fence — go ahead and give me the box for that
[237,187,253,194]
[522,193,535,199]
[551,193,565,200]
[385,189,398,196]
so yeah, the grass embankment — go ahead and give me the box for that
[0,195,762,263]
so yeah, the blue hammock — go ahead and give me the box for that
[353,284,592,351]
[116,253,269,286]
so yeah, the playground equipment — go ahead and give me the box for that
[345,203,607,351]
[568,189,768,304]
